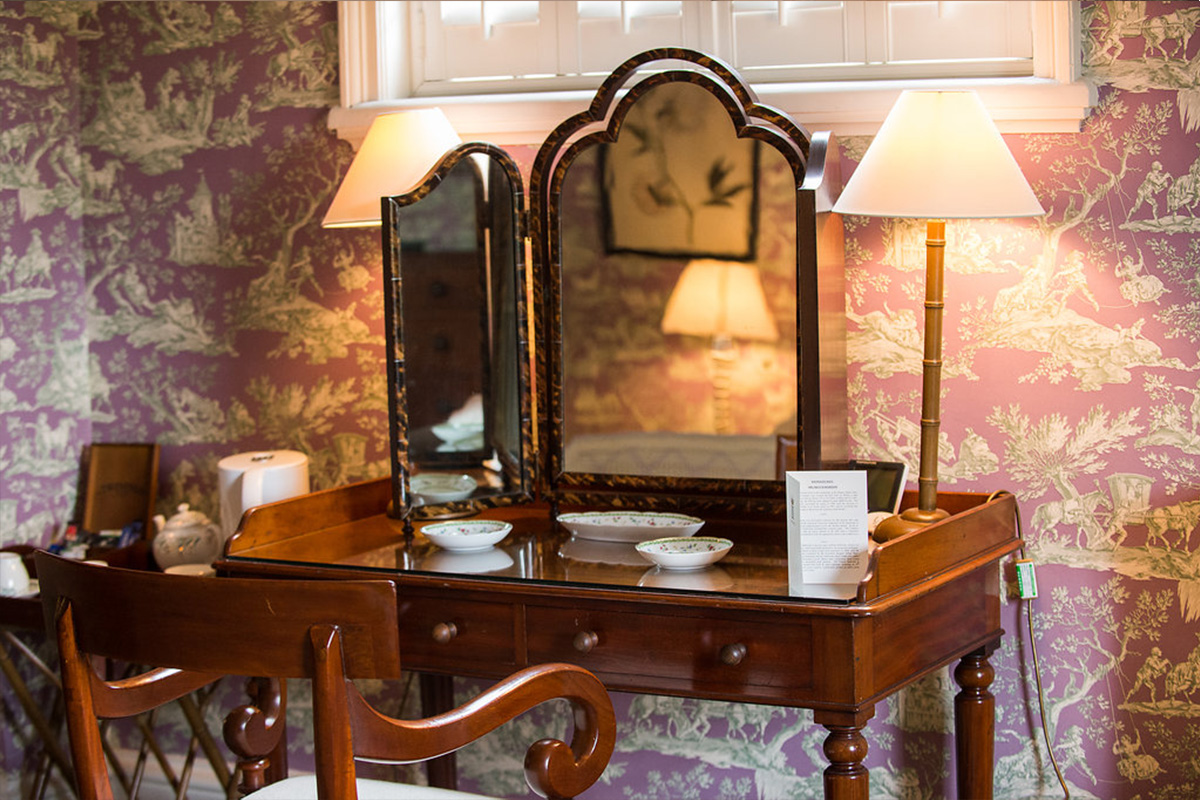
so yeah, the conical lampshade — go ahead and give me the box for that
[322,109,462,229]
[833,90,1043,220]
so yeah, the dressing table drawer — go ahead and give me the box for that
[526,605,814,695]
[397,595,517,673]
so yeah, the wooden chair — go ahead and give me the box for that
[35,552,616,800]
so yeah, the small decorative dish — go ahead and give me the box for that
[9,578,39,599]
[635,537,733,571]
[421,520,512,552]
[557,511,704,543]
[411,473,477,503]
[163,564,216,577]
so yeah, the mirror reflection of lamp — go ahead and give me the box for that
[321,108,462,229]
[832,90,1044,542]
[661,259,779,435]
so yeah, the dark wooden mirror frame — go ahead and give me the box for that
[382,143,535,522]
[385,49,846,522]
[530,48,847,515]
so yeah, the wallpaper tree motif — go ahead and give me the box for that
[3,1,1200,799]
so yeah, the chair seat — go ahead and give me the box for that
[247,774,502,799]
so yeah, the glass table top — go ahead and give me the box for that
[223,504,854,603]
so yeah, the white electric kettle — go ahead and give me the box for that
[217,450,309,543]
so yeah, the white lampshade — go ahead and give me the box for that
[833,90,1043,220]
[321,109,462,228]
[661,260,779,343]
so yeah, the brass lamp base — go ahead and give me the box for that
[872,506,951,543]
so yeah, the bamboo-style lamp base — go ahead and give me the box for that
[831,91,1045,547]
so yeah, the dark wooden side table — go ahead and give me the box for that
[220,478,1020,800]
[1,547,75,800]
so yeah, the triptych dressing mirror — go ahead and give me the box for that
[383,49,846,524]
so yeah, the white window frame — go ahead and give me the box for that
[330,1,1094,147]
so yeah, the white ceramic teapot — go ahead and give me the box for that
[152,503,222,570]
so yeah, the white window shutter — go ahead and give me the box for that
[422,1,558,83]
[330,0,1093,143]
[883,1,1032,66]
[572,2,701,77]
[725,1,867,72]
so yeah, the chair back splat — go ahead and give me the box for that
[36,552,615,800]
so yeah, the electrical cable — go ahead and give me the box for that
[988,489,1069,798]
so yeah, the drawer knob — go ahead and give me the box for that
[432,622,458,644]
[573,631,599,654]
[720,643,747,666]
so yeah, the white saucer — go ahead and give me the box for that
[2,578,39,599]
[164,564,216,577]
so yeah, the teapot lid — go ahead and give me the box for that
[162,503,213,530]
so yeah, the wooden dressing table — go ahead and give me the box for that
[219,477,1020,800]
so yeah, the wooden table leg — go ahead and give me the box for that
[815,709,873,800]
[419,673,457,790]
[954,646,996,800]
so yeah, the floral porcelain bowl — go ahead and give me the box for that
[635,536,733,571]
[556,511,704,543]
[421,520,512,552]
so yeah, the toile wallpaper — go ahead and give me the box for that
[3,1,1200,798]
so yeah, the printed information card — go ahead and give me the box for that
[785,470,870,600]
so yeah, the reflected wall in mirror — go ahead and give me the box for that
[533,49,846,512]
[383,144,533,521]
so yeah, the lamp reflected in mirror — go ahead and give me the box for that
[661,259,779,434]
[833,90,1044,541]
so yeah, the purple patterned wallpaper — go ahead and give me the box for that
[4,2,1200,798]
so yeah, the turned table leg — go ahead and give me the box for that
[954,646,996,800]
[815,708,873,800]
[420,672,458,790]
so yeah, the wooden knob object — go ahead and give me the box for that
[432,622,458,644]
[720,643,747,666]
[573,630,599,653]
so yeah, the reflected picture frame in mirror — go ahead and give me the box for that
[530,48,848,515]
[382,143,535,523]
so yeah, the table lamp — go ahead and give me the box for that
[661,259,779,434]
[321,108,462,229]
[832,90,1044,541]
